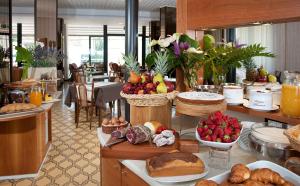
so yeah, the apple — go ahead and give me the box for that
[164,81,175,92]
[122,83,133,94]
[257,76,267,82]
[141,73,150,83]
[146,82,155,90]
[137,90,144,94]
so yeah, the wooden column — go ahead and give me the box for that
[35,0,57,44]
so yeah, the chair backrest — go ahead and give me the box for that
[77,84,89,107]
[74,71,86,84]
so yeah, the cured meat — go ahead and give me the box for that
[111,127,128,139]
[126,126,151,144]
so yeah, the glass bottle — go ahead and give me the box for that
[29,86,42,106]
[281,71,300,118]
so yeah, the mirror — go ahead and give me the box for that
[0,0,10,83]
[204,21,300,83]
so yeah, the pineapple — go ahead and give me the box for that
[153,52,169,93]
[243,58,257,82]
[122,53,141,84]
[153,51,169,83]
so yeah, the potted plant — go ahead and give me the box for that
[16,43,64,80]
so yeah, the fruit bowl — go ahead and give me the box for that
[195,128,243,150]
[120,91,178,106]
[195,111,243,150]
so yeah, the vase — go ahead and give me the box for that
[176,66,204,92]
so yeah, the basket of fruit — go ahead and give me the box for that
[284,125,300,152]
[195,111,243,150]
[121,52,178,107]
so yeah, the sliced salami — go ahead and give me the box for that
[126,126,151,144]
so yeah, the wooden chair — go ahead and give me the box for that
[74,71,86,84]
[75,83,95,129]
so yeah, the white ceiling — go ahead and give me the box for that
[13,0,176,11]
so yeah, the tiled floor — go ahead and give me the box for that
[0,103,101,186]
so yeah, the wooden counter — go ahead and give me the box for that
[0,105,52,177]
[227,105,300,126]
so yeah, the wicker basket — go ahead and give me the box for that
[284,125,300,152]
[120,91,178,106]
[102,122,129,134]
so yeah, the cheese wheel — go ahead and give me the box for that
[144,121,163,135]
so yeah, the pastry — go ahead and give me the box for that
[146,152,205,177]
[101,117,128,134]
[229,164,251,183]
[250,168,285,185]
[195,180,218,186]
[243,180,266,186]
[144,121,163,135]
[0,103,37,113]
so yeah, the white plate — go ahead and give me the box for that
[42,98,61,104]
[177,91,224,101]
[195,128,243,150]
[243,100,279,111]
[153,163,209,183]
[209,160,300,185]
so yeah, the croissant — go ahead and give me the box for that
[250,168,285,185]
[242,180,268,186]
[195,179,218,186]
[281,181,295,186]
[229,164,251,183]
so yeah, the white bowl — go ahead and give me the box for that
[195,127,243,150]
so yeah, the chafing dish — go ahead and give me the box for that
[249,123,300,166]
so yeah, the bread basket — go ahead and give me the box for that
[120,91,178,106]
[284,125,300,152]
[102,122,129,134]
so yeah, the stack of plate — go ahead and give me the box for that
[238,121,256,151]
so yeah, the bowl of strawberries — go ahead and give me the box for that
[195,111,243,150]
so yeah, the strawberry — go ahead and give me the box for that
[200,132,206,138]
[208,124,216,130]
[223,135,231,143]
[215,127,224,137]
[216,138,222,142]
[234,128,241,136]
[203,125,209,132]
[197,127,203,135]
[224,127,232,135]
[203,135,211,141]
[231,134,238,142]
[232,121,240,129]
[211,135,217,142]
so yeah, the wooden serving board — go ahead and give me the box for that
[101,137,180,160]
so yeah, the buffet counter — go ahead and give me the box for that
[97,128,256,186]
[0,102,53,179]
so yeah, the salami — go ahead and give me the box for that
[126,126,151,144]
[111,127,128,139]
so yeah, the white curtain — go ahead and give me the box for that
[236,22,300,74]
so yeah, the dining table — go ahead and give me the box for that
[64,81,123,125]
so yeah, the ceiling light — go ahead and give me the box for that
[252,22,261,25]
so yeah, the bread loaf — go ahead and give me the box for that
[146,152,205,177]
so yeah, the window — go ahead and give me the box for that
[108,36,125,65]
[68,36,89,66]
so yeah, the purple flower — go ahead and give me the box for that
[179,42,189,50]
[234,40,246,48]
[173,41,181,57]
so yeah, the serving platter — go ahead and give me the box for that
[208,160,300,185]
[177,91,224,105]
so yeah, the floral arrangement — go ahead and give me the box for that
[16,42,64,79]
[146,33,204,88]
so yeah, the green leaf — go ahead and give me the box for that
[179,34,199,48]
